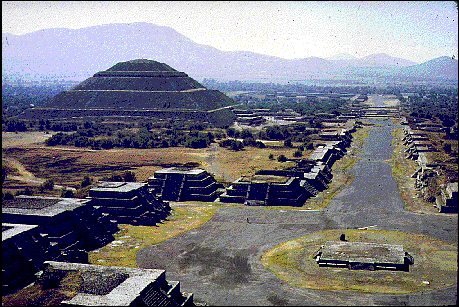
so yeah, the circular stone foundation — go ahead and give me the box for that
[261,229,457,293]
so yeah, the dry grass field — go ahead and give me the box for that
[262,229,457,294]
[89,202,218,268]
[2,134,299,189]
[2,131,56,149]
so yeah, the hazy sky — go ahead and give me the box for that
[2,1,458,63]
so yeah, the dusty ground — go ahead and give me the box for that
[2,134,297,189]
[134,117,457,305]
[3,113,457,305]
[89,202,217,268]
[2,131,56,149]
[135,202,457,306]
[364,94,400,107]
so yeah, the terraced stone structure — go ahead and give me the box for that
[28,261,194,306]
[219,174,309,206]
[88,181,171,225]
[148,167,219,202]
[315,241,414,271]
[2,223,59,295]
[2,196,117,263]
[256,162,332,195]
[22,59,236,127]
[308,143,345,168]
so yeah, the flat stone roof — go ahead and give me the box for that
[304,173,319,180]
[238,174,291,184]
[44,261,165,306]
[309,147,330,161]
[153,167,206,175]
[90,181,146,193]
[3,198,61,209]
[2,223,39,241]
[319,130,341,136]
[2,196,91,217]
[319,241,405,265]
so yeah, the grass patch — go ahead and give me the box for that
[88,202,218,268]
[2,271,82,306]
[262,229,457,294]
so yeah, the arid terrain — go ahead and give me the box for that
[2,93,458,305]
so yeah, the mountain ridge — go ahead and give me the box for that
[2,23,457,82]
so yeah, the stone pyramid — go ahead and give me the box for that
[25,59,236,127]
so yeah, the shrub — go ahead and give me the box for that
[60,189,74,198]
[3,191,14,200]
[304,141,314,150]
[242,137,257,146]
[231,140,244,151]
[443,143,452,153]
[255,140,266,148]
[123,170,137,182]
[293,150,303,158]
[42,179,55,191]
[219,139,244,151]
[107,173,123,182]
[2,166,7,183]
[186,136,208,148]
[241,129,253,139]
[277,155,287,162]
[80,176,92,188]
[16,187,34,196]
[284,139,293,148]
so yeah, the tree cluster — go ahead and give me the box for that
[218,139,244,151]
[259,124,317,142]
[400,90,458,128]
[45,121,216,149]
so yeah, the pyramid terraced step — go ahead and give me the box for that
[302,180,319,196]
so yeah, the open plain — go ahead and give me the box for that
[2,98,457,305]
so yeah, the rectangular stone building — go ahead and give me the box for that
[2,223,58,294]
[315,241,414,271]
[219,174,309,206]
[148,167,219,202]
[435,182,458,213]
[88,181,171,225]
[2,196,117,261]
[9,261,194,306]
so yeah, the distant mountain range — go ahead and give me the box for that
[2,22,458,83]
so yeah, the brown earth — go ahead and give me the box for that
[2,132,297,189]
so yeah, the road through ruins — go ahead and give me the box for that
[136,117,457,306]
